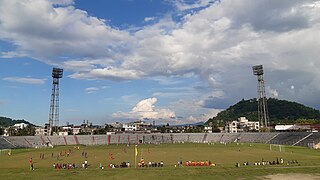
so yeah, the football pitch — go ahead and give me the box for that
[0,143,319,179]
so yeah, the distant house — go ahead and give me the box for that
[275,125,294,131]
[58,131,68,136]
[72,126,81,135]
[204,126,212,133]
[275,124,311,132]
[13,123,28,129]
[35,126,48,136]
[226,117,260,133]
[123,122,137,132]
[121,120,153,132]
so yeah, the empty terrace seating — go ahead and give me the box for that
[24,136,43,147]
[142,134,154,144]
[47,136,66,146]
[148,134,162,144]
[5,136,32,148]
[0,137,15,149]
[5,132,320,148]
[128,134,139,144]
[153,134,166,143]
[237,133,278,143]
[172,134,188,143]
[161,134,172,143]
[295,132,320,147]
[64,135,76,145]
[91,135,107,145]
[109,134,119,144]
[206,133,223,143]
[188,133,206,143]
[219,133,239,143]
[76,135,94,145]
[268,132,311,145]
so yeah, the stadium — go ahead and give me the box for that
[1,132,320,179]
[1,1,320,179]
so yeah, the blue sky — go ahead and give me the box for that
[1,0,320,126]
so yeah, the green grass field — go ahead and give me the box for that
[0,143,319,180]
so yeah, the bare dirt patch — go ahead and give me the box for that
[262,174,320,180]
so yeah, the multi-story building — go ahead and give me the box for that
[226,117,259,133]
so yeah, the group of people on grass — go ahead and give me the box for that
[108,162,131,168]
[52,159,88,170]
[235,157,299,167]
[53,163,77,170]
[183,160,215,167]
[137,158,164,168]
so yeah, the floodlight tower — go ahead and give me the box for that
[252,65,269,128]
[49,68,63,134]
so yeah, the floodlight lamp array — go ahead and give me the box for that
[52,68,63,78]
[252,65,264,76]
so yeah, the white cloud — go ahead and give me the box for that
[1,0,320,109]
[0,0,130,63]
[69,67,145,81]
[144,17,156,22]
[84,86,109,94]
[267,86,279,98]
[85,87,99,94]
[2,77,46,85]
[113,97,176,120]
[184,109,222,124]
[51,0,74,6]
[1,51,27,58]
[101,86,110,89]
[171,0,218,11]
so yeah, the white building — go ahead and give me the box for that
[275,125,294,131]
[58,131,68,136]
[204,126,212,133]
[35,126,49,136]
[13,123,28,129]
[123,122,137,131]
[227,117,260,133]
[72,127,81,135]
[122,121,152,132]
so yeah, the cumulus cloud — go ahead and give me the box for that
[171,0,218,11]
[113,97,176,120]
[51,0,74,6]
[267,86,279,98]
[2,77,46,85]
[184,109,222,124]
[0,0,129,63]
[1,0,320,109]
[85,87,99,94]
[69,67,145,81]
[144,17,156,22]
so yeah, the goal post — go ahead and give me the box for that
[269,144,285,152]
[0,149,11,156]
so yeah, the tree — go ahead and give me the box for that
[8,127,17,136]
[93,128,106,135]
[0,127,3,135]
[14,126,35,136]
[206,98,320,125]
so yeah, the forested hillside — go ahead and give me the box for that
[206,98,320,125]
[0,116,33,127]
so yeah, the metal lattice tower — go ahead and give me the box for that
[252,65,269,128]
[49,68,63,134]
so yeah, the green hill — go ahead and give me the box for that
[206,98,320,125]
[0,116,34,127]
